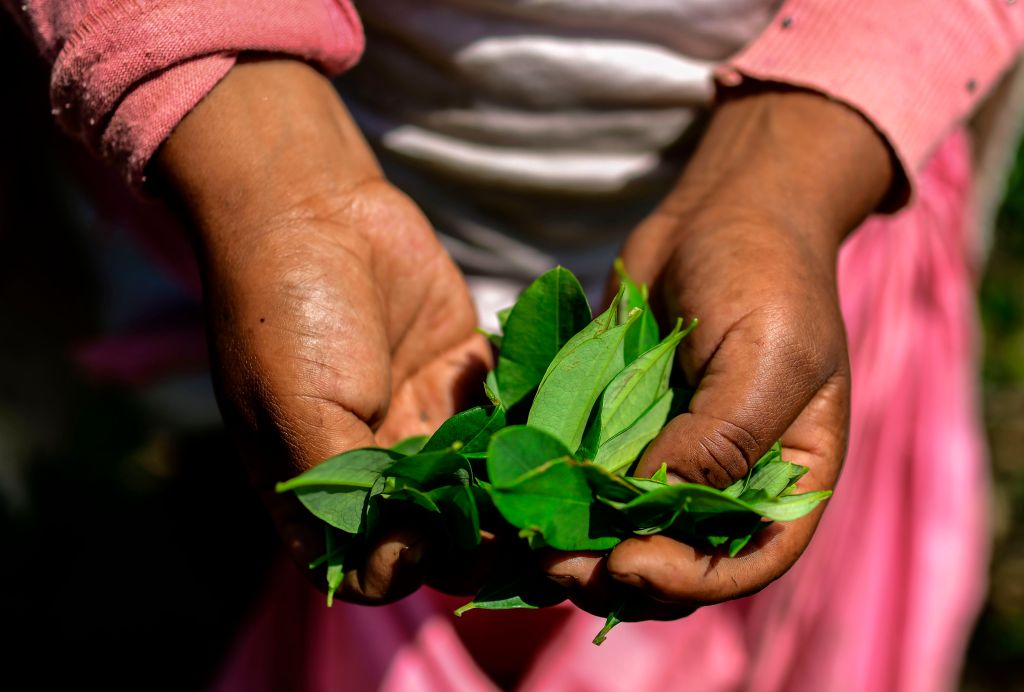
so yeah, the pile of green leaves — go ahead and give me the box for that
[276,263,831,644]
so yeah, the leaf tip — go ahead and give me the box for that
[680,317,699,338]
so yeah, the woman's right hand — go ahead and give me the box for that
[158,59,492,603]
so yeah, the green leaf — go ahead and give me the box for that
[592,585,695,645]
[592,587,645,646]
[615,259,661,362]
[741,460,808,503]
[532,285,621,392]
[651,463,669,483]
[592,389,674,474]
[749,490,832,521]
[727,533,754,557]
[496,267,592,408]
[746,444,804,498]
[528,298,638,451]
[385,449,473,489]
[423,406,505,458]
[722,477,746,498]
[621,475,831,537]
[592,320,689,447]
[615,259,648,318]
[471,483,495,517]
[488,458,621,551]
[496,306,513,332]
[722,443,805,501]
[362,475,387,539]
[428,484,481,550]
[593,610,622,646]
[577,463,644,503]
[275,448,401,533]
[386,486,442,514]
[484,370,503,408]
[624,476,667,493]
[324,527,348,607]
[626,310,661,365]
[620,483,755,534]
[691,511,766,546]
[392,435,429,456]
[486,425,571,487]
[287,487,367,534]
[455,569,565,616]
[275,448,401,493]
[752,441,783,471]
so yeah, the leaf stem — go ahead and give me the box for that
[275,478,376,493]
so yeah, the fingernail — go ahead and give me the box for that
[546,573,578,589]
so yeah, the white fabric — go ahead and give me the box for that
[342,0,779,309]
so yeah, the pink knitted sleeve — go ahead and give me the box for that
[719,0,1024,194]
[4,0,364,185]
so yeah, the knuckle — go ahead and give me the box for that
[695,417,760,486]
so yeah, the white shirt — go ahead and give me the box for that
[340,0,778,323]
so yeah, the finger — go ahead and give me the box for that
[339,524,433,604]
[539,551,618,617]
[637,310,844,486]
[606,516,821,605]
[538,550,606,591]
[539,550,697,621]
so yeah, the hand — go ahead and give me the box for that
[542,85,894,618]
[157,60,491,603]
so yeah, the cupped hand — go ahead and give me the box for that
[542,84,895,618]
[158,59,491,604]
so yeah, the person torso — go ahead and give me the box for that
[339,0,778,309]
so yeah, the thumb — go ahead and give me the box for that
[636,310,843,487]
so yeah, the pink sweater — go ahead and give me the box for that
[4,0,1022,192]
[5,0,363,185]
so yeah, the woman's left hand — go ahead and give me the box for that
[540,84,894,619]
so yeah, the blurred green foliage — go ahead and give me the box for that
[965,135,1024,690]
[981,146,1024,384]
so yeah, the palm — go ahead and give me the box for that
[202,180,488,599]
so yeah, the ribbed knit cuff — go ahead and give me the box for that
[719,0,1023,205]
[49,0,364,185]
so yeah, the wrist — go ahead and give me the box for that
[155,58,382,252]
[657,85,893,265]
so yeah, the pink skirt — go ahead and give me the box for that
[210,129,988,692]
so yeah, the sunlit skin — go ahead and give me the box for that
[158,59,892,612]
